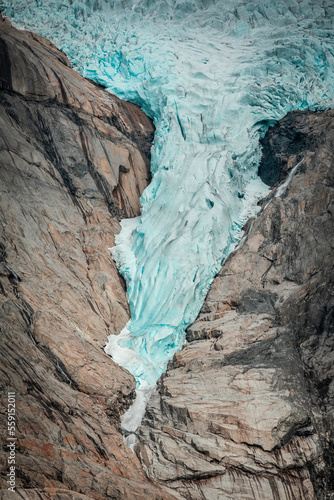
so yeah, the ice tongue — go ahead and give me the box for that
[6,0,334,423]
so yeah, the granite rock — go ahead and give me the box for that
[0,16,175,500]
[137,110,334,500]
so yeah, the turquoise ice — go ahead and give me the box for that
[3,0,334,428]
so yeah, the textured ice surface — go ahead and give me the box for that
[4,0,334,428]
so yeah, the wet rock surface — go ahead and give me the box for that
[0,17,175,500]
[137,110,334,500]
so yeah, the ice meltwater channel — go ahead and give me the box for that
[3,0,334,431]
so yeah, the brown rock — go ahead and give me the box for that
[0,17,175,500]
[137,110,334,500]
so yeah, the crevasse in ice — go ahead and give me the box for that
[4,0,334,429]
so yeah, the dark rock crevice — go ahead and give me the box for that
[258,110,326,188]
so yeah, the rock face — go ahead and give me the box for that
[136,110,334,500]
[1,14,333,500]
[0,17,176,500]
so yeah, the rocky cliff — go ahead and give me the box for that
[0,16,175,500]
[136,110,334,500]
[0,13,333,500]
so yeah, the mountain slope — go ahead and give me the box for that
[0,16,176,500]
[137,110,334,500]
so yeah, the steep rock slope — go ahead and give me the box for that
[0,17,176,500]
[137,110,334,500]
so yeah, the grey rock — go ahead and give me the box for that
[0,16,176,500]
[137,110,334,500]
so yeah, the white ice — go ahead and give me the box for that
[4,0,334,432]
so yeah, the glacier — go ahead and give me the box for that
[3,0,334,431]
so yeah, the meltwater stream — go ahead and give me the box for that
[4,0,334,432]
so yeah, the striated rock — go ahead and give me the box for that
[0,17,176,500]
[137,110,334,499]
[1,12,333,500]
[0,489,93,500]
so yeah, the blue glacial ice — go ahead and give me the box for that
[3,0,334,430]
